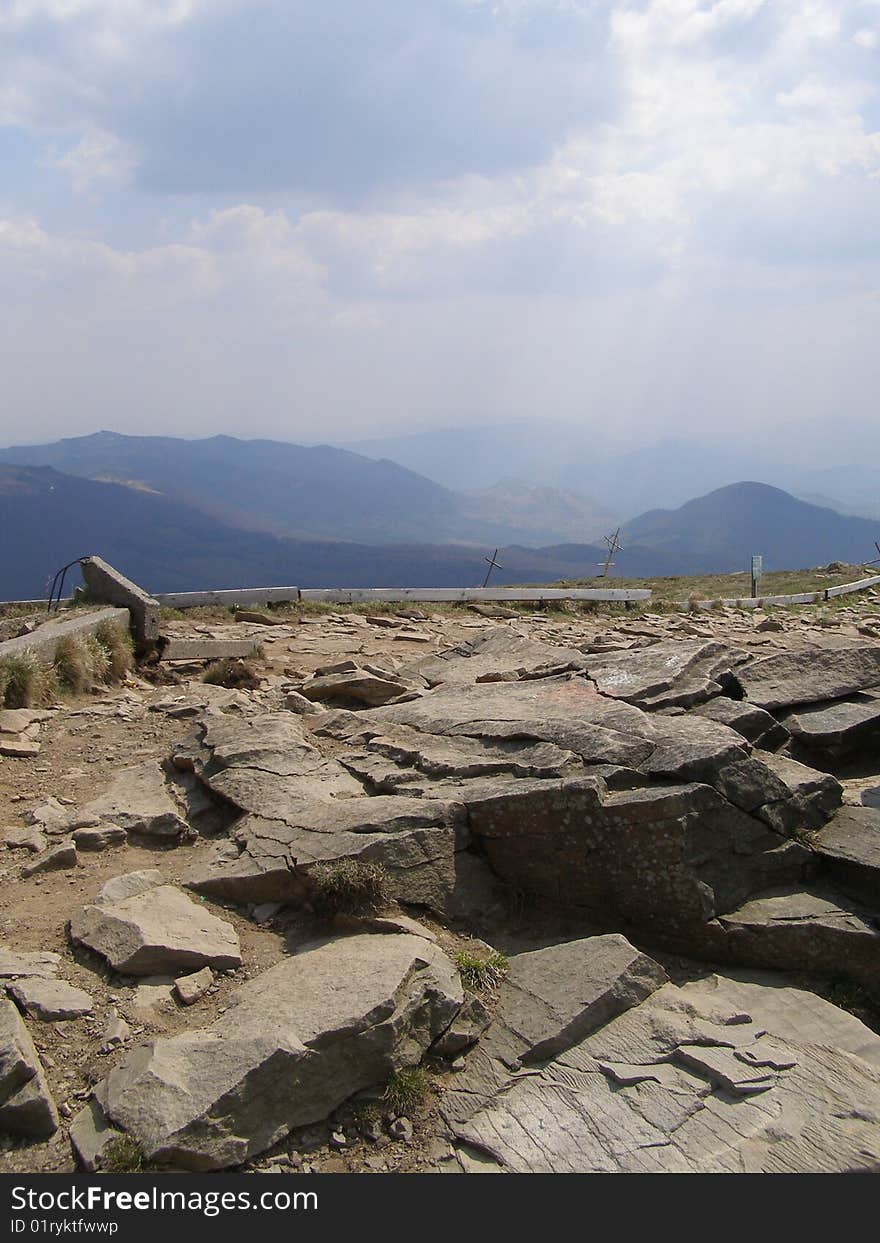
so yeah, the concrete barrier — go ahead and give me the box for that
[298,587,652,603]
[80,557,159,648]
[155,586,301,610]
[0,607,130,665]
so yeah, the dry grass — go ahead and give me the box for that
[0,652,59,708]
[308,859,390,920]
[94,620,134,680]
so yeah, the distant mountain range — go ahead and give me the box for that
[0,431,612,548]
[1,460,877,601]
[623,482,880,574]
[345,423,880,521]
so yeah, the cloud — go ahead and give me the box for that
[2,1,880,457]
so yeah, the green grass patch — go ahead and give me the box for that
[98,1135,147,1174]
[382,1067,431,1115]
[454,949,509,993]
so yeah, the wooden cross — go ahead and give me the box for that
[598,529,623,578]
[481,549,503,588]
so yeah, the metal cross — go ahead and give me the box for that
[598,528,623,578]
[481,549,503,588]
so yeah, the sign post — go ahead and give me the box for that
[751,555,763,598]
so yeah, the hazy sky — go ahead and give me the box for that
[2,1,880,455]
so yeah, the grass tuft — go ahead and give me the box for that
[454,949,509,993]
[382,1067,431,1115]
[0,652,58,708]
[98,1135,146,1174]
[94,621,134,680]
[308,859,390,919]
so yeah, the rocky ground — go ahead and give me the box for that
[2,594,880,1174]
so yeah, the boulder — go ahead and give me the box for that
[87,933,462,1169]
[69,873,242,976]
[185,796,469,914]
[483,935,668,1067]
[733,645,880,711]
[300,664,410,707]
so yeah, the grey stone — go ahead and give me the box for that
[0,709,51,734]
[403,629,585,687]
[71,761,189,840]
[585,640,745,710]
[100,1013,131,1053]
[444,973,880,1172]
[91,933,462,1170]
[284,691,321,715]
[175,966,214,1006]
[733,644,880,710]
[70,1097,124,1171]
[432,994,492,1059]
[782,694,880,758]
[0,998,58,1137]
[70,877,242,976]
[486,935,668,1068]
[160,638,258,662]
[73,825,127,851]
[300,666,409,707]
[813,806,880,904]
[0,735,40,758]
[0,949,60,979]
[8,978,94,1021]
[702,887,880,998]
[3,827,46,853]
[21,840,77,877]
[692,696,790,749]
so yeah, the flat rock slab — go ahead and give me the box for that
[8,977,94,1021]
[584,640,744,710]
[186,795,468,913]
[0,949,60,980]
[813,807,880,904]
[70,873,242,976]
[402,628,585,688]
[444,973,880,1172]
[300,667,410,707]
[0,736,40,758]
[692,697,789,750]
[160,639,258,662]
[734,645,880,711]
[0,709,51,734]
[486,934,668,1068]
[0,998,58,1137]
[782,694,880,757]
[704,886,880,998]
[85,933,462,1170]
[175,966,213,1006]
[71,761,189,840]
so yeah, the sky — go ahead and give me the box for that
[2,0,880,459]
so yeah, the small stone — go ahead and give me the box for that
[329,1130,348,1149]
[287,1151,303,1169]
[388,1117,414,1142]
[99,1012,131,1053]
[73,825,127,852]
[22,841,77,878]
[360,1118,383,1142]
[251,902,282,925]
[174,966,214,1006]
[3,828,46,854]
[450,1057,466,1072]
